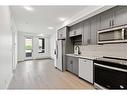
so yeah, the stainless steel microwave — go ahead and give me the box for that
[97,25,127,44]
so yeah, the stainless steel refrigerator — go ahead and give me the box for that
[56,40,66,71]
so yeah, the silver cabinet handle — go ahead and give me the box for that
[74,31,76,35]
[109,20,111,26]
[112,20,114,26]
[56,45,58,59]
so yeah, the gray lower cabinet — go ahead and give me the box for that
[66,56,73,73]
[66,56,78,75]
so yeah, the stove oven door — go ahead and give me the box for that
[94,63,127,89]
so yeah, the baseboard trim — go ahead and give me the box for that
[34,57,52,60]
[18,58,52,63]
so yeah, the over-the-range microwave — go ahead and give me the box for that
[97,25,127,44]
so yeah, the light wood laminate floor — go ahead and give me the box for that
[8,59,94,89]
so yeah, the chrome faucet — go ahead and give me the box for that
[75,45,81,55]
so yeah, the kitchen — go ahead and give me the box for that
[1,0,127,94]
[55,6,127,89]
[1,5,127,90]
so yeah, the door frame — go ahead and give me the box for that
[24,36,33,60]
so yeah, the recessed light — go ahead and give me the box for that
[38,33,45,37]
[23,6,34,11]
[59,17,66,21]
[48,27,54,30]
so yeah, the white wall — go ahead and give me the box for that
[17,32,51,61]
[0,6,13,89]
[17,32,25,61]
[11,17,18,70]
[50,33,57,59]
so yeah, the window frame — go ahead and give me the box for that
[38,38,45,53]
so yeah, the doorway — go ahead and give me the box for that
[25,37,33,60]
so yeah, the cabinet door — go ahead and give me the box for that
[100,9,113,30]
[72,57,78,75]
[90,16,100,45]
[69,26,75,37]
[114,6,127,26]
[57,31,61,39]
[79,58,93,84]
[61,27,66,39]
[83,20,90,45]
[57,27,67,39]
[75,23,83,36]
[66,56,73,72]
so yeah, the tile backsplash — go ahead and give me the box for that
[80,43,127,59]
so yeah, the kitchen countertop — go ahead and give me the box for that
[66,54,102,60]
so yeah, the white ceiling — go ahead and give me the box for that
[11,6,87,36]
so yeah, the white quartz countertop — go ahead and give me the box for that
[66,54,103,60]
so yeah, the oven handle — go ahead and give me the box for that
[94,63,127,73]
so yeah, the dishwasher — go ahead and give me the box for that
[79,58,93,84]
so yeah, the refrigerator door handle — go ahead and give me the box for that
[56,44,58,59]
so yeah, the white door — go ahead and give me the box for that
[56,40,63,71]
[25,37,33,60]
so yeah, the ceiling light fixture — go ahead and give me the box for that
[23,6,34,11]
[59,17,66,21]
[38,33,45,37]
[48,27,54,30]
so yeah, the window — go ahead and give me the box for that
[38,38,45,53]
[25,38,33,57]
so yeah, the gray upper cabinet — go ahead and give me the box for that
[99,6,127,30]
[82,16,99,45]
[100,8,114,30]
[69,26,75,37]
[90,16,100,45]
[69,22,83,37]
[82,20,90,45]
[114,6,127,26]
[57,27,67,40]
